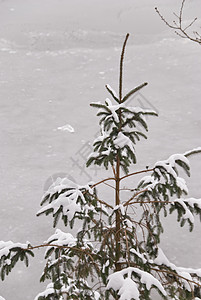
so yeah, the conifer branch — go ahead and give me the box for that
[184,147,201,157]
[25,243,100,273]
[105,84,119,103]
[151,267,201,289]
[122,82,148,103]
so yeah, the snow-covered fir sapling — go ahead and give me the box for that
[1,33,201,300]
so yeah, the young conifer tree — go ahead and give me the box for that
[1,33,201,300]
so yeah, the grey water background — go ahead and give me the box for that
[0,0,201,298]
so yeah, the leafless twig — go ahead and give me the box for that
[155,0,201,45]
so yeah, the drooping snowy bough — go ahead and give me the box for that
[0,34,201,300]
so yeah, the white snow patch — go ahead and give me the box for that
[154,247,201,291]
[130,248,147,263]
[114,132,135,153]
[118,277,140,300]
[176,177,188,194]
[45,229,76,248]
[57,124,75,133]
[107,267,167,298]
[0,241,29,258]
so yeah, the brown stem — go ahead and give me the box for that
[90,177,115,189]
[123,188,148,207]
[115,34,130,273]
[128,200,173,205]
[115,154,121,272]
[86,191,114,209]
[120,168,153,181]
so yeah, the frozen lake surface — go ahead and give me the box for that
[0,0,201,298]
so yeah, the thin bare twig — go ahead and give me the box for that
[86,191,114,209]
[123,189,148,207]
[103,181,115,190]
[120,168,153,181]
[155,0,201,45]
[90,177,116,189]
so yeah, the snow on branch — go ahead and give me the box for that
[34,282,57,299]
[44,229,93,254]
[184,147,201,158]
[0,241,30,258]
[107,267,167,300]
[0,241,34,280]
[90,99,157,125]
[45,229,76,249]
[172,198,194,223]
[88,95,157,173]
[132,152,201,232]
[37,177,104,227]
[130,248,147,264]
[170,197,201,227]
[154,247,201,291]
[105,84,119,103]
[114,132,135,153]
[154,153,190,178]
[35,278,101,300]
[138,153,190,199]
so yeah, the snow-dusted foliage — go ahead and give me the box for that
[0,241,34,281]
[137,153,201,232]
[87,97,157,174]
[107,267,167,299]
[35,279,100,300]
[36,177,107,228]
[1,34,201,300]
